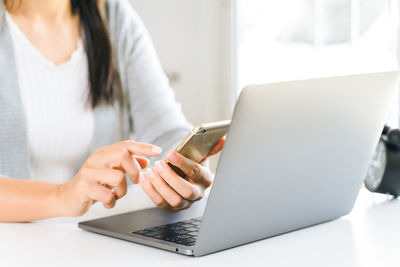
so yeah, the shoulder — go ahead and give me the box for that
[105,0,136,20]
[105,0,148,57]
[105,0,146,38]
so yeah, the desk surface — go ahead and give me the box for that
[1,186,399,267]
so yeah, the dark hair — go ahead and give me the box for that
[5,0,119,108]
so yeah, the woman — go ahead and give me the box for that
[0,0,224,222]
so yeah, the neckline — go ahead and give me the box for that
[5,11,84,69]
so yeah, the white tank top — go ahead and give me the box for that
[6,12,94,183]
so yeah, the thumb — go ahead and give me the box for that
[136,157,150,169]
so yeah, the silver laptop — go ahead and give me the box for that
[79,71,400,256]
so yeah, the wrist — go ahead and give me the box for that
[49,183,69,217]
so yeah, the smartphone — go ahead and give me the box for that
[168,120,231,177]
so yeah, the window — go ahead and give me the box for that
[235,0,399,125]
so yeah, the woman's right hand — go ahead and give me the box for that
[56,140,161,217]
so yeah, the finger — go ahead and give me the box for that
[86,168,127,199]
[86,168,125,187]
[169,200,193,212]
[109,148,141,178]
[147,168,191,208]
[120,155,142,184]
[167,162,187,178]
[155,161,201,201]
[90,142,160,170]
[87,184,116,209]
[118,140,162,157]
[207,137,226,157]
[166,152,212,187]
[113,176,127,199]
[139,172,170,210]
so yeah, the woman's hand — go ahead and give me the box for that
[139,137,226,212]
[57,140,161,217]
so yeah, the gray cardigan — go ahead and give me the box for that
[0,0,191,179]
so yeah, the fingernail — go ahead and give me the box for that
[155,161,164,172]
[151,146,162,154]
[168,152,177,163]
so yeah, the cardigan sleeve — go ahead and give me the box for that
[107,0,192,161]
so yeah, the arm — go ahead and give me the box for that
[108,2,226,211]
[0,178,62,222]
[109,0,192,163]
[0,141,161,222]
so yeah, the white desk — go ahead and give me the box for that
[1,186,399,267]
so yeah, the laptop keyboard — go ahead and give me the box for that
[132,217,202,247]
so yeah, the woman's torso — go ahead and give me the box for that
[0,0,191,180]
[6,12,95,183]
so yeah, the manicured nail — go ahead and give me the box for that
[151,146,162,154]
[168,152,177,163]
[155,161,164,172]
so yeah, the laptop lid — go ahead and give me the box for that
[194,72,400,256]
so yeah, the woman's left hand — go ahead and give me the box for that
[139,137,226,212]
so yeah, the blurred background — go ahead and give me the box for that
[129,0,400,169]
[129,0,234,126]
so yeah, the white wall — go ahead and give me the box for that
[129,0,235,126]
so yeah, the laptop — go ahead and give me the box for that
[79,71,400,256]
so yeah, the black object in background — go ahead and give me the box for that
[365,125,400,197]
